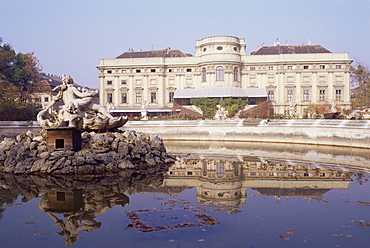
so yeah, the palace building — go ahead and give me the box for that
[97,36,352,117]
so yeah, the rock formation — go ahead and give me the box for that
[0,129,175,175]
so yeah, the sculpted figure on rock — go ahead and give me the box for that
[37,74,127,131]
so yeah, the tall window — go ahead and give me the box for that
[268,90,274,101]
[319,90,326,101]
[303,90,310,101]
[287,90,293,102]
[107,93,113,103]
[216,66,224,81]
[233,67,239,82]
[121,92,127,103]
[169,92,174,103]
[150,92,157,103]
[135,92,142,104]
[336,89,342,101]
[216,162,224,178]
[202,67,206,82]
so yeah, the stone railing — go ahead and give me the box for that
[123,119,370,149]
[1,119,370,149]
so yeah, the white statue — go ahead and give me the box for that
[330,100,337,113]
[37,75,127,131]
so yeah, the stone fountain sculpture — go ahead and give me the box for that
[37,74,127,132]
[0,74,174,175]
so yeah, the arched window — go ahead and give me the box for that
[202,67,207,82]
[216,66,224,81]
[234,67,239,82]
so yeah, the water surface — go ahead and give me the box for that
[0,143,369,247]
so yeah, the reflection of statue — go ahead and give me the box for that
[41,192,129,246]
[37,75,127,131]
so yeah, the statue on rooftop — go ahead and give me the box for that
[37,74,127,131]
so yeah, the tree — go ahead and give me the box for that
[219,98,247,118]
[0,38,42,120]
[351,63,370,108]
[190,97,220,118]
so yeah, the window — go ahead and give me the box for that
[135,92,142,104]
[216,162,224,178]
[168,69,174,72]
[217,46,223,50]
[249,97,256,105]
[268,66,274,70]
[136,69,141,73]
[336,65,342,69]
[169,92,174,103]
[121,92,127,103]
[34,97,41,102]
[303,90,310,101]
[56,192,66,201]
[107,80,112,85]
[319,90,326,101]
[202,161,207,176]
[107,93,113,103]
[268,90,274,101]
[250,67,256,71]
[150,69,156,72]
[233,67,239,82]
[268,172,275,176]
[44,97,49,102]
[202,67,206,82]
[121,80,127,85]
[150,92,157,103]
[107,70,112,74]
[186,68,192,72]
[121,70,127,73]
[336,89,342,101]
[287,90,293,102]
[319,173,326,177]
[287,66,293,70]
[216,66,224,81]
[320,65,326,69]
[303,65,309,69]
[304,173,310,177]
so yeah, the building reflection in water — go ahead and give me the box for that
[161,155,352,207]
[0,155,354,245]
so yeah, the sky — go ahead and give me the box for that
[1,0,369,88]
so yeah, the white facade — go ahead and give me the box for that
[97,36,352,117]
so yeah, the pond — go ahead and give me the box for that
[0,141,369,248]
